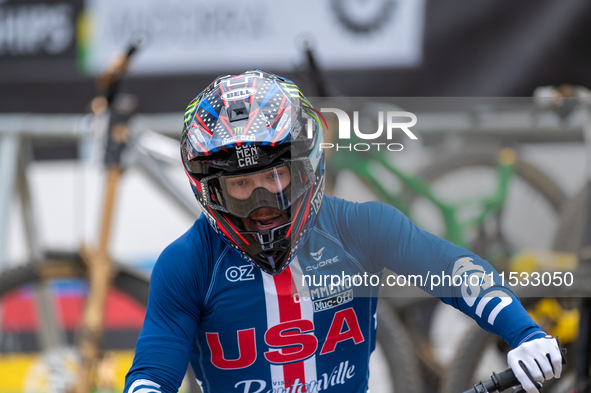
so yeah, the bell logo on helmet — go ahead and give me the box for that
[221,88,257,101]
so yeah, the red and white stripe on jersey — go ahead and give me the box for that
[262,257,317,391]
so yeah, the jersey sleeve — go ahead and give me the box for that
[124,229,207,393]
[331,198,545,349]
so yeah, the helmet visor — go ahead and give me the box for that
[202,159,315,219]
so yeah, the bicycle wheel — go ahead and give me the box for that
[440,310,576,393]
[552,185,588,253]
[371,302,423,393]
[400,145,566,389]
[547,185,590,393]
[0,252,199,393]
[439,186,586,393]
[406,145,565,261]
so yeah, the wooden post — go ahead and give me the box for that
[73,166,122,393]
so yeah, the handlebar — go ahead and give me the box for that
[462,346,567,393]
[462,367,525,393]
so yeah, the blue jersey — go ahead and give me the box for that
[124,197,544,393]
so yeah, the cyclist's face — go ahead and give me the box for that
[226,166,291,231]
[225,166,291,200]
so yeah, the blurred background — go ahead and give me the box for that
[1,0,590,392]
[1,0,591,112]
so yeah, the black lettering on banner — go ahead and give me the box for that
[0,3,76,58]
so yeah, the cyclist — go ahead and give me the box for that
[124,69,561,393]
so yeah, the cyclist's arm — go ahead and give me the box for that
[124,234,204,393]
[333,199,545,348]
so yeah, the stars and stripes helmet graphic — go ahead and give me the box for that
[181,69,326,275]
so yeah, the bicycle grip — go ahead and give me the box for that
[491,368,520,391]
[461,369,522,393]
[462,347,567,393]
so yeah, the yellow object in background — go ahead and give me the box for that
[0,354,33,393]
[0,350,134,393]
[528,298,580,345]
[510,249,579,273]
[511,250,580,345]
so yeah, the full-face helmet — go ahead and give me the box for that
[181,69,325,275]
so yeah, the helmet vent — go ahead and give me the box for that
[228,102,250,122]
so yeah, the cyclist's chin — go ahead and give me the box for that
[241,209,289,232]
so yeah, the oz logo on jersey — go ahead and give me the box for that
[226,265,255,282]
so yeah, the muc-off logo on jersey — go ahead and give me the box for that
[309,108,418,152]
[226,265,255,282]
[313,289,353,313]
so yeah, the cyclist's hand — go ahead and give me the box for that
[507,336,562,393]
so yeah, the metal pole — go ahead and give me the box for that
[575,105,591,393]
[17,139,43,260]
[0,134,20,268]
[135,150,201,218]
[16,139,67,349]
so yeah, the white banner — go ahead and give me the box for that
[82,0,425,75]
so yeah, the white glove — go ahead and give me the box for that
[507,336,562,393]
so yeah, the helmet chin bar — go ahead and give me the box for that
[256,247,291,275]
[217,205,294,275]
[241,221,291,251]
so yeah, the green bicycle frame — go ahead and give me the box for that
[328,147,516,251]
